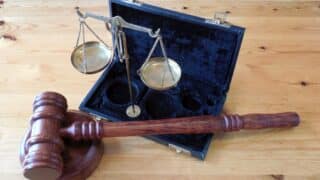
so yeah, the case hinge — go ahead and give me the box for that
[206,12,231,28]
[168,144,191,156]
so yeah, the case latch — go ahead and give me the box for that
[206,12,230,27]
[168,144,191,156]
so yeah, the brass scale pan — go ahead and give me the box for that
[71,41,112,74]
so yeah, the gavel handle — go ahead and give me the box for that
[60,112,300,140]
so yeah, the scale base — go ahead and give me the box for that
[126,105,141,118]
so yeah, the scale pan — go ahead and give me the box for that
[71,41,113,74]
[139,57,181,91]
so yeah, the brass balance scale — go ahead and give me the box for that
[71,8,182,118]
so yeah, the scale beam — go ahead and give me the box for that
[76,7,160,38]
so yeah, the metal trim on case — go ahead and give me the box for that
[206,12,231,28]
[168,144,191,156]
[88,113,105,121]
[126,0,142,6]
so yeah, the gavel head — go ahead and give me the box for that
[20,92,104,180]
[21,92,67,180]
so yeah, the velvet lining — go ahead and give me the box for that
[80,0,244,159]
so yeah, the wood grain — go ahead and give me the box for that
[60,112,299,139]
[0,0,319,179]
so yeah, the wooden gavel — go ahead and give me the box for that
[20,92,300,180]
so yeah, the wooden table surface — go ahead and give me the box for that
[1,0,319,179]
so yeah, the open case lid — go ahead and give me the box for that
[80,0,245,159]
[109,0,244,93]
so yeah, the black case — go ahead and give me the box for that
[80,0,245,159]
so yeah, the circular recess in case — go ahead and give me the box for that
[145,92,176,119]
[181,94,201,112]
[106,80,138,105]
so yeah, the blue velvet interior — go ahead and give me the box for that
[80,0,244,159]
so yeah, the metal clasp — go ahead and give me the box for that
[168,144,191,156]
[88,113,104,121]
[214,12,227,24]
[206,12,230,27]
